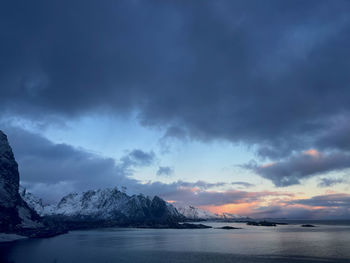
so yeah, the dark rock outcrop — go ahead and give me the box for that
[0,130,42,233]
[301,224,316,227]
[216,226,242,230]
[247,221,277,227]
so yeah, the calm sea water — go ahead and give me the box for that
[1,221,350,263]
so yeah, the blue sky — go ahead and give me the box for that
[8,114,258,185]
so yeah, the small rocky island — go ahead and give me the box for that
[216,226,242,230]
[301,224,316,227]
[247,221,277,226]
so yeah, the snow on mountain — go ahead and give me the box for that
[21,186,249,223]
[220,212,249,220]
[173,204,219,220]
[173,203,249,220]
[54,188,130,217]
[20,187,55,217]
[22,187,183,223]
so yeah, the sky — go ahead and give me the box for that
[1,0,350,219]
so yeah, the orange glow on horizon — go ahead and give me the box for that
[200,202,260,215]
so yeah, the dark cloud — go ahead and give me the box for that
[318,177,348,187]
[156,166,174,177]
[249,193,350,219]
[250,205,342,219]
[1,1,350,146]
[2,1,350,185]
[316,119,350,152]
[244,151,350,186]
[289,193,350,208]
[120,149,155,168]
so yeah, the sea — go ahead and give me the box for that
[1,220,350,263]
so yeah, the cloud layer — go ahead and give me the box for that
[1,1,350,190]
[244,150,350,186]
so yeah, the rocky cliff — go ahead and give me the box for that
[0,130,43,232]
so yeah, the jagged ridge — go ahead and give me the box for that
[22,187,184,226]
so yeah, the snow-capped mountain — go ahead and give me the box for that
[220,212,249,220]
[20,185,248,225]
[19,187,55,217]
[173,204,219,220]
[22,187,183,224]
[173,203,249,220]
[21,187,250,223]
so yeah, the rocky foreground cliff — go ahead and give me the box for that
[0,130,43,233]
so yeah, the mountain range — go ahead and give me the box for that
[0,129,247,239]
[20,188,249,222]
[20,187,184,227]
[173,203,249,221]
